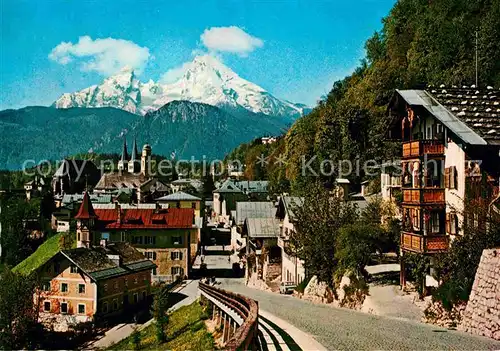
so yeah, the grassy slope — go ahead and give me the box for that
[108,300,215,350]
[13,232,76,275]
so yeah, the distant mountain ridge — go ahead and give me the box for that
[54,55,309,118]
[0,101,290,170]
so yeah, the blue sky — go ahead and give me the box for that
[0,0,395,110]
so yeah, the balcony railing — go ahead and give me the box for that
[402,188,445,204]
[402,140,444,158]
[401,231,449,253]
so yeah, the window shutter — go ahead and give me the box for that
[445,213,450,234]
[444,167,450,188]
[153,252,157,260]
[451,166,457,189]
[179,252,183,260]
[170,252,174,260]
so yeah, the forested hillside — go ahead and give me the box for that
[227,0,500,194]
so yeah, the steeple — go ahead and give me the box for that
[118,136,129,171]
[75,191,97,248]
[128,136,140,173]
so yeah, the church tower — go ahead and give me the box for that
[141,144,152,177]
[128,137,140,173]
[75,192,97,248]
[118,137,129,172]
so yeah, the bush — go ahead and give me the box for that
[295,276,311,293]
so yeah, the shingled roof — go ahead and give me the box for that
[429,85,500,145]
[391,86,500,145]
[74,192,97,219]
[60,242,155,281]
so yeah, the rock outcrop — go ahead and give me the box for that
[459,248,500,340]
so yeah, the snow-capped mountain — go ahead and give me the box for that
[53,55,307,117]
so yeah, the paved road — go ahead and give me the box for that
[219,278,500,350]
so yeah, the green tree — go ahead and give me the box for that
[0,268,38,349]
[151,285,169,343]
[290,182,358,286]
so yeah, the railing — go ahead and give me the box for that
[402,188,445,204]
[402,140,444,158]
[401,231,449,253]
[199,282,259,350]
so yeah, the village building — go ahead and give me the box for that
[35,241,156,331]
[232,201,276,253]
[52,159,100,197]
[275,196,306,286]
[94,138,169,202]
[169,178,203,194]
[242,217,282,289]
[74,192,199,282]
[156,191,202,219]
[24,176,49,200]
[387,86,500,289]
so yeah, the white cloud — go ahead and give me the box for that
[200,26,263,56]
[159,61,192,83]
[49,36,151,75]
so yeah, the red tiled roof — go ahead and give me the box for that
[93,207,193,229]
[75,192,97,219]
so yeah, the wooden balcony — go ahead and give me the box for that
[402,140,444,159]
[402,188,445,205]
[401,232,449,254]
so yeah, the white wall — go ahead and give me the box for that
[444,139,466,237]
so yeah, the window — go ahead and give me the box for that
[120,232,126,242]
[412,209,420,230]
[102,302,108,313]
[114,281,118,290]
[191,202,196,209]
[113,299,118,311]
[61,283,68,292]
[428,211,441,234]
[152,268,157,276]
[101,232,110,241]
[445,167,457,189]
[446,213,458,235]
[133,236,143,244]
[60,302,68,314]
[42,281,51,291]
[133,293,138,304]
[78,304,85,315]
[78,284,85,294]
[145,236,156,245]
[176,201,181,208]
[172,236,182,245]
[134,277,138,285]
[171,251,183,260]
[104,284,108,293]
[146,251,157,260]
[44,301,51,312]
[171,267,184,276]
[125,278,128,287]
[70,265,78,273]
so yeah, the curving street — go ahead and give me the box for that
[219,278,500,350]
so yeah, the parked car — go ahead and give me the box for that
[279,281,296,294]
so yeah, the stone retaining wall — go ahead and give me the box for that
[459,248,500,340]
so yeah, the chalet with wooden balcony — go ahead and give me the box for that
[387,85,500,287]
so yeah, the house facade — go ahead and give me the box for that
[387,86,500,287]
[75,192,198,283]
[35,242,155,331]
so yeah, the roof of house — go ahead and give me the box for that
[236,201,276,226]
[62,193,112,206]
[93,207,194,229]
[75,192,97,219]
[277,196,304,221]
[214,179,244,193]
[53,159,99,183]
[391,87,500,145]
[60,242,155,281]
[94,172,149,190]
[156,191,201,201]
[244,217,280,238]
[214,179,269,194]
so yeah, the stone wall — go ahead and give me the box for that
[459,248,500,340]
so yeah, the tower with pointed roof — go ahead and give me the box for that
[128,136,141,173]
[75,191,97,248]
[118,136,129,172]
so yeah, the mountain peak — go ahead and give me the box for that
[54,55,307,118]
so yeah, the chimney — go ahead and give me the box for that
[107,254,121,266]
